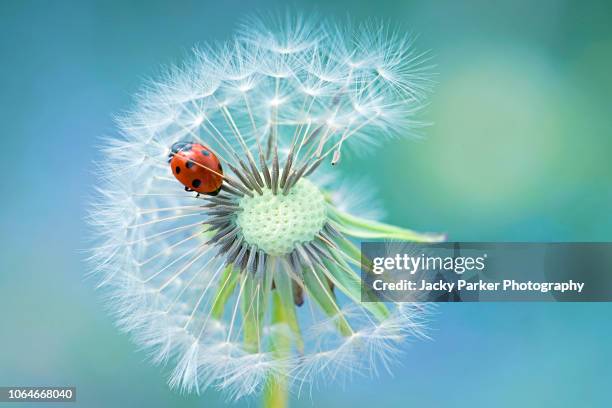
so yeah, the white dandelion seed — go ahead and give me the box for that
[88,14,444,403]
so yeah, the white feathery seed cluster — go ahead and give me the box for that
[88,14,441,401]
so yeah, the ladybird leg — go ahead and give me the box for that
[195,193,200,198]
[208,187,222,196]
[184,186,193,192]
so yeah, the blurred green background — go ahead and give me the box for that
[0,0,610,407]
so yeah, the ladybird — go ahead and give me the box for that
[168,141,223,196]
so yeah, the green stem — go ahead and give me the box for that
[210,265,239,319]
[263,374,289,408]
[328,205,446,242]
[262,289,292,408]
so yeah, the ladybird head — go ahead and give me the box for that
[170,141,193,155]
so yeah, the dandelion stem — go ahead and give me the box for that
[263,376,288,408]
[328,205,446,243]
[263,291,291,408]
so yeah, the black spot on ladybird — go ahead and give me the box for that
[175,166,181,174]
[186,160,194,169]
[201,150,210,156]
[192,179,201,188]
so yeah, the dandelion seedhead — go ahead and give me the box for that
[89,14,443,402]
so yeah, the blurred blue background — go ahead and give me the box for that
[0,0,611,407]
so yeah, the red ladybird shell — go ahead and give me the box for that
[169,142,223,195]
